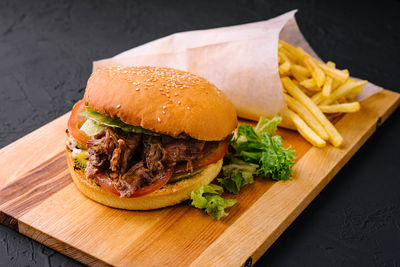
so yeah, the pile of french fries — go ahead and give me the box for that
[278,40,367,147]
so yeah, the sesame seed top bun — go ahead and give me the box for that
[83,66,237,141]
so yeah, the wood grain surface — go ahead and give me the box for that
[0,89,398,266]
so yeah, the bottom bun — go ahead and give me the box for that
[66,150,223,210]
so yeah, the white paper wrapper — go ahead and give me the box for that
[93,10,382,121]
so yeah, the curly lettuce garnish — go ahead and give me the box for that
[190,184,237,220]
[230,116,295,181]
[191,117,295,219]
[218,157,258,194]
[218,116,296,195]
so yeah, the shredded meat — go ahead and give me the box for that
[161,135,206,172]
[116,161,149,197]
[84,127,208,197]
[142,136,165,172]
[110,139,125,172]
[85,128,141,173]
[162,137,205,162]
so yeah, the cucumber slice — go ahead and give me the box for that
[168,168,205,183]
[73,152,87,171]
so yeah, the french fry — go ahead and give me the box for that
[314,59,349,83]
[279,41,309,63]
[322,76,333,97]
[304,57,326,88]
[346,86,363,100]
[279,47,298,63]
[325,62,342,90]
[279,40,301,56]
[279,61,291,75]
[284,94,329,140]
[278,51,291,64]
[288,109,326,147]
[295,46,311,60]
[331,77,342,91]
[291,70,308,82]
[300,78,319,90]
[319,102,360,113]
[326,61,336,68]
[311,92,325,104]
[292,80,313,96]
[291,64,310,77]
[320,80,367,105]
[306,86,321,92]
[281,77,343,147]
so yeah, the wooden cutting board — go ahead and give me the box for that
[0,89,399,267]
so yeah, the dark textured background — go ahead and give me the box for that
[0,0,399,266]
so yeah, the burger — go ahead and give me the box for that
[66,66,237,210]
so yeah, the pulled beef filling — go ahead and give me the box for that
[84,127,210,197]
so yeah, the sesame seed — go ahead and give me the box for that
[174,92,178,96]
[187,106,191,110]
[136,88,140,91]
[162,105,166,109]
[157,117,161,123]
[116,104,121,109]
[178,100,181,104]
[162,111,166,114]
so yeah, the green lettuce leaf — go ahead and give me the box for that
[204,195,237,220]
[230,116,296,181]
[79,119,106,136]
[218,158,259,194]
[190,184,237,220]
[254,116,281,136]
[255,132,296,180]
[79,107,160,136]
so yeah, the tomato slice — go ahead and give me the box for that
[94,167,173,198]
[173,139,229,174]
[68,100,89,147]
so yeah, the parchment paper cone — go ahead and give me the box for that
[93,10,382,129]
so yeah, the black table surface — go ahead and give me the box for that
[1,1,399,266]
